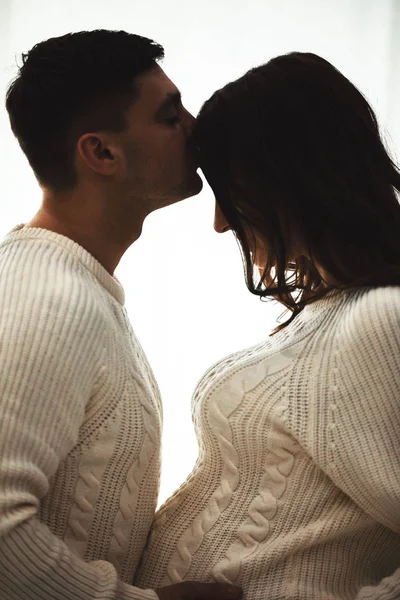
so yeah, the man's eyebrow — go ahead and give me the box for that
[156,91,182,114]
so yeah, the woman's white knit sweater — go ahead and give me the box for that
[135,286,400,599]
[0,226,161,600]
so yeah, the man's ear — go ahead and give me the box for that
[77,133,120,176]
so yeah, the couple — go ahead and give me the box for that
[0,29,399,600]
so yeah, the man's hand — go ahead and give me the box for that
[156,581,243,600]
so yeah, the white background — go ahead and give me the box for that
[0,0,399,505]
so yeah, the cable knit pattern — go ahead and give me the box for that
[148,341,282,534]
[111,375,162,580]
[164,368,245,583]
[212,408,300,584]
[135,287,400,600]
[0,226,160,600]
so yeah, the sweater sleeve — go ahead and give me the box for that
[324,288,400,599]
[0,241,157,600]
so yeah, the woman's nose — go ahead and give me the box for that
[214,202,231,233]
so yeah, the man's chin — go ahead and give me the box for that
[152,175,204,212]
[169,173,204,203]
[183,172,203,198]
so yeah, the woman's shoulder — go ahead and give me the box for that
[341,285,400,346]
[332,286,400,406]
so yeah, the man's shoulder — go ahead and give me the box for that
[0,236,106,333]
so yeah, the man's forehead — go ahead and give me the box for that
[135,66,180,105]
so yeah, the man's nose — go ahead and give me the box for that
[183,108,196,137]
[214,202,231,233]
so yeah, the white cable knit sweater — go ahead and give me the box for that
[0,226,161,600]
[135,286,400,599]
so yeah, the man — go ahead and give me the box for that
[0,30,242,600]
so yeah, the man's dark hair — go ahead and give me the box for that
[5,30,164,191]
[195,52,400,332]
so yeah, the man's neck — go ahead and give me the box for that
[27,187,144,274]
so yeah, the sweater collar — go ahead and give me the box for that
[4,224,125,305]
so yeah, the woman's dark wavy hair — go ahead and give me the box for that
[195,52,400,332]
[6,30,164,192]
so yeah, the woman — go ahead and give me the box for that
[135,53,400,599]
